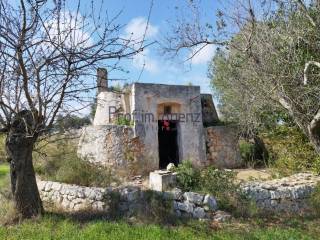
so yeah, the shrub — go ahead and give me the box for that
[309,183,320,216]
[312,157,320,175]
[174,162,258,217]
[239,140,255,167]
[174,161,201,192]
[54,157,115,187]
[34,138,117,187]
[201,167,257,217]
[262,125,318,176]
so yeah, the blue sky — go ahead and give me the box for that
[77,0,222,94]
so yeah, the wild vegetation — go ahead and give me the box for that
[174,162,257,218]
[1,0,320,239]
[33,137,117,187]
[1,163,320,239]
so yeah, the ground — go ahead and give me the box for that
[235,168,272,181]
[0,163,9,188]
[1,163,320,239]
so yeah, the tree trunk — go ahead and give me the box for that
[308,122,320,155]
[5,110,43,219]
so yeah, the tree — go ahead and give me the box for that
[0,0,150,219]
[164,0,320,154]
[54,114,91,132]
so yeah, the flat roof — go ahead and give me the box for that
[132,82,201,89]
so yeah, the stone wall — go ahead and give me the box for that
[37,180,218,220]
[242,173,320,213]
[77,125,145,175]
[37,173,320,219]
[205,126,242,168]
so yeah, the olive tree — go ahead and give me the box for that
[164,0,320,154]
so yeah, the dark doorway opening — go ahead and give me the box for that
[158,120,179,169]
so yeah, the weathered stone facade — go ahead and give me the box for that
[78,69,241,175]
[205,126,242,168]
[78,125,146,175]
[242,173,320,213]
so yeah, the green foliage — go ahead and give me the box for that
[54,114,91,132]
[312,157,320,175]
[209,6,320,151]
[174,161,201,192]
[114,115,133,126]
[110,83,122,92]
[34,139,117,187]
[0,134,6,163]
[0,164,9,180]
[262,125,318,176]
[239,140,256,167]
[309,183,320,216]
[175,162,257,217]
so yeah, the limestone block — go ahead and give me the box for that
[44,182,53,192]
[203,195,217,210]
[120,187,140,202]
[149,170,177,191]
[183,192,204,205]
[192,207,206,219]
[174,201,194,213]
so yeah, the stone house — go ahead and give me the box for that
[78,68,241,176]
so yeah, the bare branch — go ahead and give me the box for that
[304,60,320,85]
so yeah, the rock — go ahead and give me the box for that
[212,211,232,222]
[120,187,140,202]
[193,207,206,219]
[149,170,177,191]
[203,195,217,211]
[174,201,194,213]
[51,182,62,191]
[44,182,53,192]
[166,163,175,171]
[163,188,183,201]
[183,192,204,205]
[37,181,46,191]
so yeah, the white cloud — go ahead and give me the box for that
[189,44,216,65]
[133,48,159,73]
[123,17,159,74]
[124,17,159,40]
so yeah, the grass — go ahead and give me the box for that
[1,137,320,239]
[0,214,319,240]
[0,163,9,188]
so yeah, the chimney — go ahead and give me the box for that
[97,68,108,93]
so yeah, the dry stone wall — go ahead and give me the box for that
[37,180,218,220]
[242,173,320,213]
[37,173,320,219]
